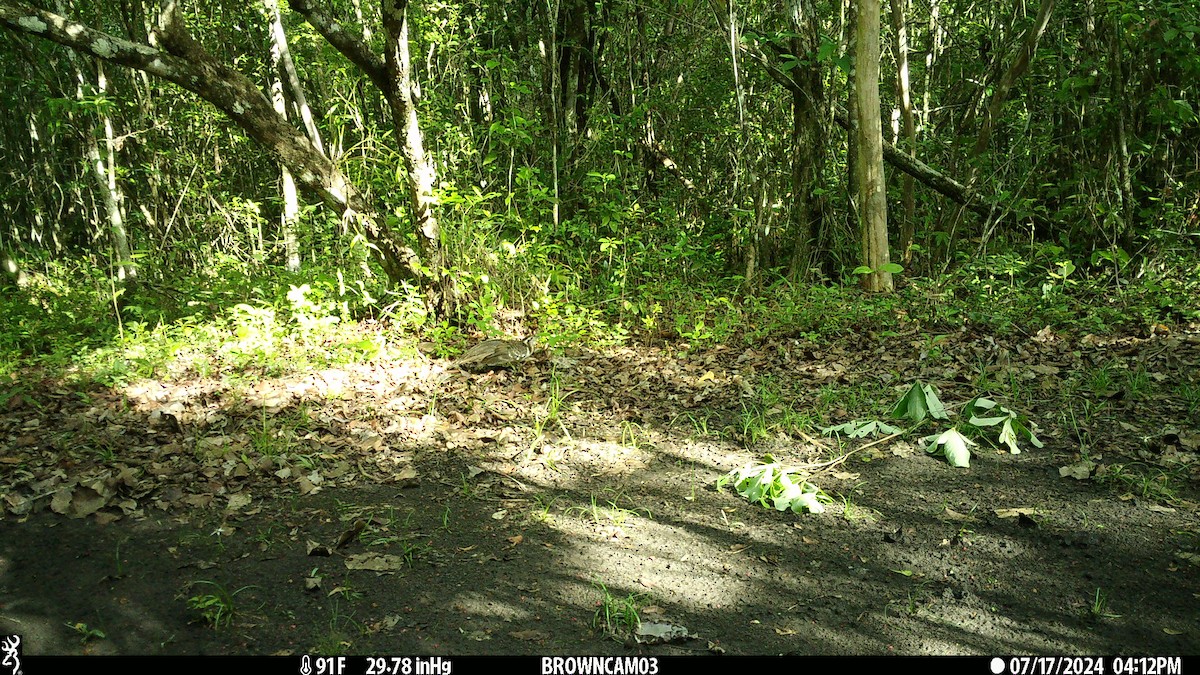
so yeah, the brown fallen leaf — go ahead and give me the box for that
[345,552,407,572]
[941,507,977,522]
[307,540,332,556]
[994,507,1041,518]
[334,520,367,550]
[509,630,550,641]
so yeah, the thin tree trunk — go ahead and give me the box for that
[921,0,940,134]
[266,0,325,156]
[972,0,1056,158]
[266,0,301,272]
[844,0,859,251]
[890,0,916,264]
[1109,18,1134,258]
[535,0,562,231]
[74,54,136,286]
[712,0,753,271]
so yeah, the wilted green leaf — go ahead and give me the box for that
[999,417,1043,454]
[926,427,974,467]
[922,384,949,419]
[963,396,1016,426]
[891,382,948,422]
[721,462,829,515]
[822,420,902,438]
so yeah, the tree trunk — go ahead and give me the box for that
[890,0,916,264]
[537,0,562,230]
[855,0,892,292]
[786,0,827,281]
[921,0,941,134]
[382,0,449,315]
[266,0,325,156]
[1108,16,1135,257]
[266,0,301,272]
[65,45,136,288]
[843,0,860,254]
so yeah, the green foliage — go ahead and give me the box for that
[736,377,816,445]
[822,419,902,439]
[1089,587,1122,620]
[926,428,976,468]
[0,259,117,361]
[1096,463,1184,504]
[718,458,831,514]
[891,382,950,423]
[960,397,1045,455]
[65,622,106,643]
[592,581,645,637]
[0,0,1197,381]
[186,581,255,628]
[882,382,1043,467]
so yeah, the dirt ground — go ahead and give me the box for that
[1,327,1198,656]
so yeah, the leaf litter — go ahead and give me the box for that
[0,325,1198,654]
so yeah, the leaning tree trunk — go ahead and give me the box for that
[972,0,1056,159]
[0,0,428,298]
[83,62,137,287]
[61,39,137,288]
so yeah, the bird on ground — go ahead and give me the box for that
[453,336,536,371]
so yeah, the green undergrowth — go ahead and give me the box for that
[1,239,1195,386]
[0,257,408,386]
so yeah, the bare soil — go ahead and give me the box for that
[1,327,1198,655]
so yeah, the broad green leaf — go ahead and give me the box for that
[891,382,948,422]
[773,473,803,511]
[922,384,949,419]
[880,262,904,274]
[776,473,827,514]
[928,427,974,467]
[891,382,926,421]
[962,396,1010,426]
[742,466,775,504]
[968,414,1010,427]
[999,417,1043,454]
[723,463,828,514]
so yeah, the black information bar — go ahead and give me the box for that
[11,655,1192,675]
